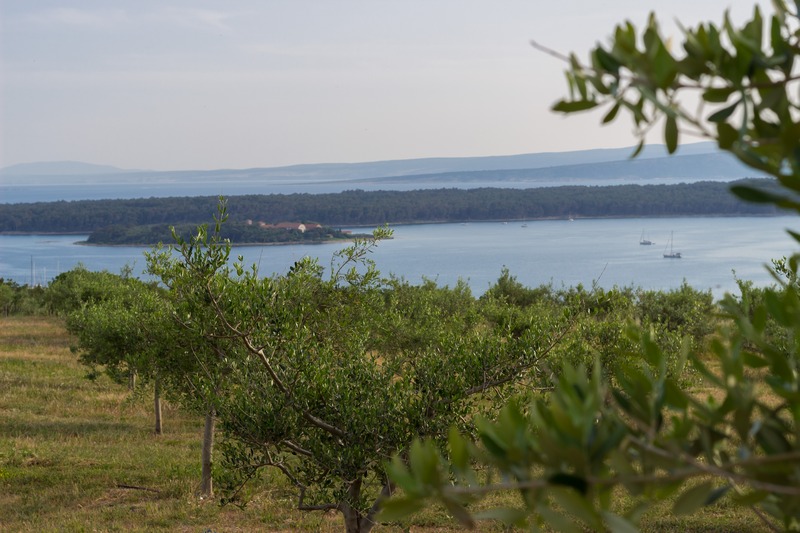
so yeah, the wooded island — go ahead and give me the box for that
[0,179,781,244]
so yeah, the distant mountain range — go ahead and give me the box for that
[0,161,139,176]
[0,142,765,188]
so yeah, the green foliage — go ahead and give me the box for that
[0,278,47,316]
[552,3,800,212]
[49,266,171,387]
[482,267,554,308]
[386,309,800,530]
[45,265,132,316]
[377,277,478,355]
[385,3,800,531]
[0,280,13,316]
[550,287,640,379]
[635,282,716,347]
[65,273,172,387]
[478,280,708,386]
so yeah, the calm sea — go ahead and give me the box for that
[2,216,798,299]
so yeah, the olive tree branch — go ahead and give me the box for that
[200,274,349,440]
[626,435,800,496]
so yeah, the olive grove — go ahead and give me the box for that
[143,206,583,533]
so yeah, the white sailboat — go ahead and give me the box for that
[663,232,681,258]
[639,230,654,245]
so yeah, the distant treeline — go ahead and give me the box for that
[0,180,781,234]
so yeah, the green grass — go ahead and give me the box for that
[0,317,318,531]
[0,316,774,532]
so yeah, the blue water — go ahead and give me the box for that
[3,216,798,300]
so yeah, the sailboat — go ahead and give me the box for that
[639,230,654,245]
[663,232,681,258]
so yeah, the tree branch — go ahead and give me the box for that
[200,276,349,440]
[459,319,575,398]
[529,39,571,62]
[364,480,396,528]
[627,436,800,497]
[298,485,340,513]
[283,439,313,457]
[242,336,348,439]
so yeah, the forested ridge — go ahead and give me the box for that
[0,179,779,234]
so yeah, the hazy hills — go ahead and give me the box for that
[347,152,760,187]
[0,142,764,188]
[0,161,138,176]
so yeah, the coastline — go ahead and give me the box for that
[0,212,785,238]
[2,216,794,297]
[74,235,377,248]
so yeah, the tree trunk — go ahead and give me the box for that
[340,478,377,533]
[153,377,163,435]
[342,503,366,533]
[200,407,215,497]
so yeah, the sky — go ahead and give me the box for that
[0,0,765,171]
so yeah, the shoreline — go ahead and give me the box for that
[0,212,786,238]
[74,235,376,248]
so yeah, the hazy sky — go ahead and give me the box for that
[1,1,763,171]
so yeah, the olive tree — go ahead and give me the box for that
[47,266,128,315]
[145,203,571,533]
[383,3,800,531]
[66,275,174,435]
[50,267,148,390]
[61,264,227,496]
[146,216,254,498]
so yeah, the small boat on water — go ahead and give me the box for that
[663,232,681,258]
[639,230,654,245]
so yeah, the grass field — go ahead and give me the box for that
[0,316,350,532]
[0,316,773,532]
